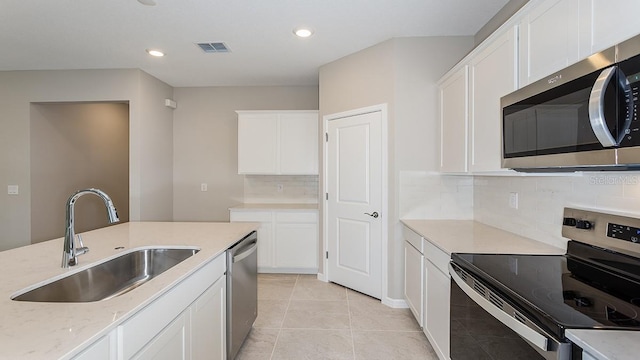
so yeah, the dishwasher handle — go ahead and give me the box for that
[232,240,257,263]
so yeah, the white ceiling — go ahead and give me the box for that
[0,0,509,87]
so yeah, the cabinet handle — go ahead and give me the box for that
[364,212,379,218]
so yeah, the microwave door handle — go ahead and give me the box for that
[589,66,618,147]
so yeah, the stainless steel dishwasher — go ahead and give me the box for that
[226,231,258,360]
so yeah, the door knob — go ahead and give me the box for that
[365,212,379,218]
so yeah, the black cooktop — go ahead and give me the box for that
[452,241,640,339]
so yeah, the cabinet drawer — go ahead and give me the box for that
[402,226,423,254]
[275,211,317,223]
[230,211,272,223]
[423,239,450,275]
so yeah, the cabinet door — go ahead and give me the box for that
[279,112,318,175]
[72,332,116,360]
[424,259,450,360]
[192,275,226,360]
[519,0,581,86]
[238,113,278,174]
[274,212,318,272]
[469,27,518,172]
[274,222,318,271]
[589,0,640,55]
[439,66,469,173]
[133,311,190,360]
[404,241,423,327]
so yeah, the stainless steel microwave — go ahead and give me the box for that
[501,35,640,172]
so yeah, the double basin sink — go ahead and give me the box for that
[12,247,199,302]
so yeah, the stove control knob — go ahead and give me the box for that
[576,220,593,230]
[563,217,577,226]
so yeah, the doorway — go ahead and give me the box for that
[324,104,388,300]
[30,102,130,243]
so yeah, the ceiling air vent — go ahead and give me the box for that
[196,42,230,53]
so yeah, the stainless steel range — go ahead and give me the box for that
[449,208,640,360]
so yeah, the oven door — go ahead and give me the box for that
[449,263,572,360]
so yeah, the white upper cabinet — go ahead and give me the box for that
[439,66,469,173]
[278,112,319,174]
[587,0,640,56]
[469,27,518,172]
[237,110,318,175]
[519,0,581,86]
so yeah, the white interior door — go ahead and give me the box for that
[327,110,382,299]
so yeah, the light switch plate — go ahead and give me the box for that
[8,185,19,195]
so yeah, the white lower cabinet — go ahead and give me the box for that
[133,310,190,360]
[191,277,226,360]
[423,240,451,360]
[230,209,318,273]
[72,255,227,360]
[73,331,116,360]
[403,227,424,327]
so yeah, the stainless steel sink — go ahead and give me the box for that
[12,247,200,302]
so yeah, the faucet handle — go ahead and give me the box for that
[75,234,89,256]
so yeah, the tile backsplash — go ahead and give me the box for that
[244,175,318,204]
[399,171,474,220]
[474,173,640,249]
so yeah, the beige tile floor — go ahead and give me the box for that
[235,274,438,360]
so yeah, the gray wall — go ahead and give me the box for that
[30,102,130,243]
[0,69,173,250]
[319,36,474,300]
[172,86,319,221]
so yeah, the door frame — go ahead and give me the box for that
[321,103,390,305]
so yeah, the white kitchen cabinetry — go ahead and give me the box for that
[230,209,318,273]
[73,332,116,360]
[519,0,581,86]
[133,310,190,360]
[439,66,469,173]
[191,275,226,360]
[73,255,227,360]
[423,240,451,360]
[440,27,517,174]
[403,227,424,327]
[588,0,640,56]
[469,27,518,172]
[237,110,318,175]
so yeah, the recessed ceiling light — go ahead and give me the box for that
[146,49,165,57]
[137,0,156,5]
[293,27,314,38]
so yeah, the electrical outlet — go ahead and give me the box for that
[277,184,284,193]
[200,183,208,192]
[7,185,18,195]
[509,192,519,209]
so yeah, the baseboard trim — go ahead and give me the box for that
[316,272,328,282]
[382,297,409,309]
[257,267,318,274]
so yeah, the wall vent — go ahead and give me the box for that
[196,42,230,53]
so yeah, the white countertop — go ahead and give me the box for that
[400,219,565,255]
[0,221,258,360]
[229,203,318,211]
[566,329,640,360]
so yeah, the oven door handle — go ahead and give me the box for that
[449,263,550,352]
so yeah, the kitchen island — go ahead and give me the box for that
[0,221,258,359]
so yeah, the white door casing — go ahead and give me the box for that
[325,106,386,300]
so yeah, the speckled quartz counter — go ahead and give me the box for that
[400,219,565,255]
[0,221,257,360]
[228,203,318,211]
[566,330,640,360]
